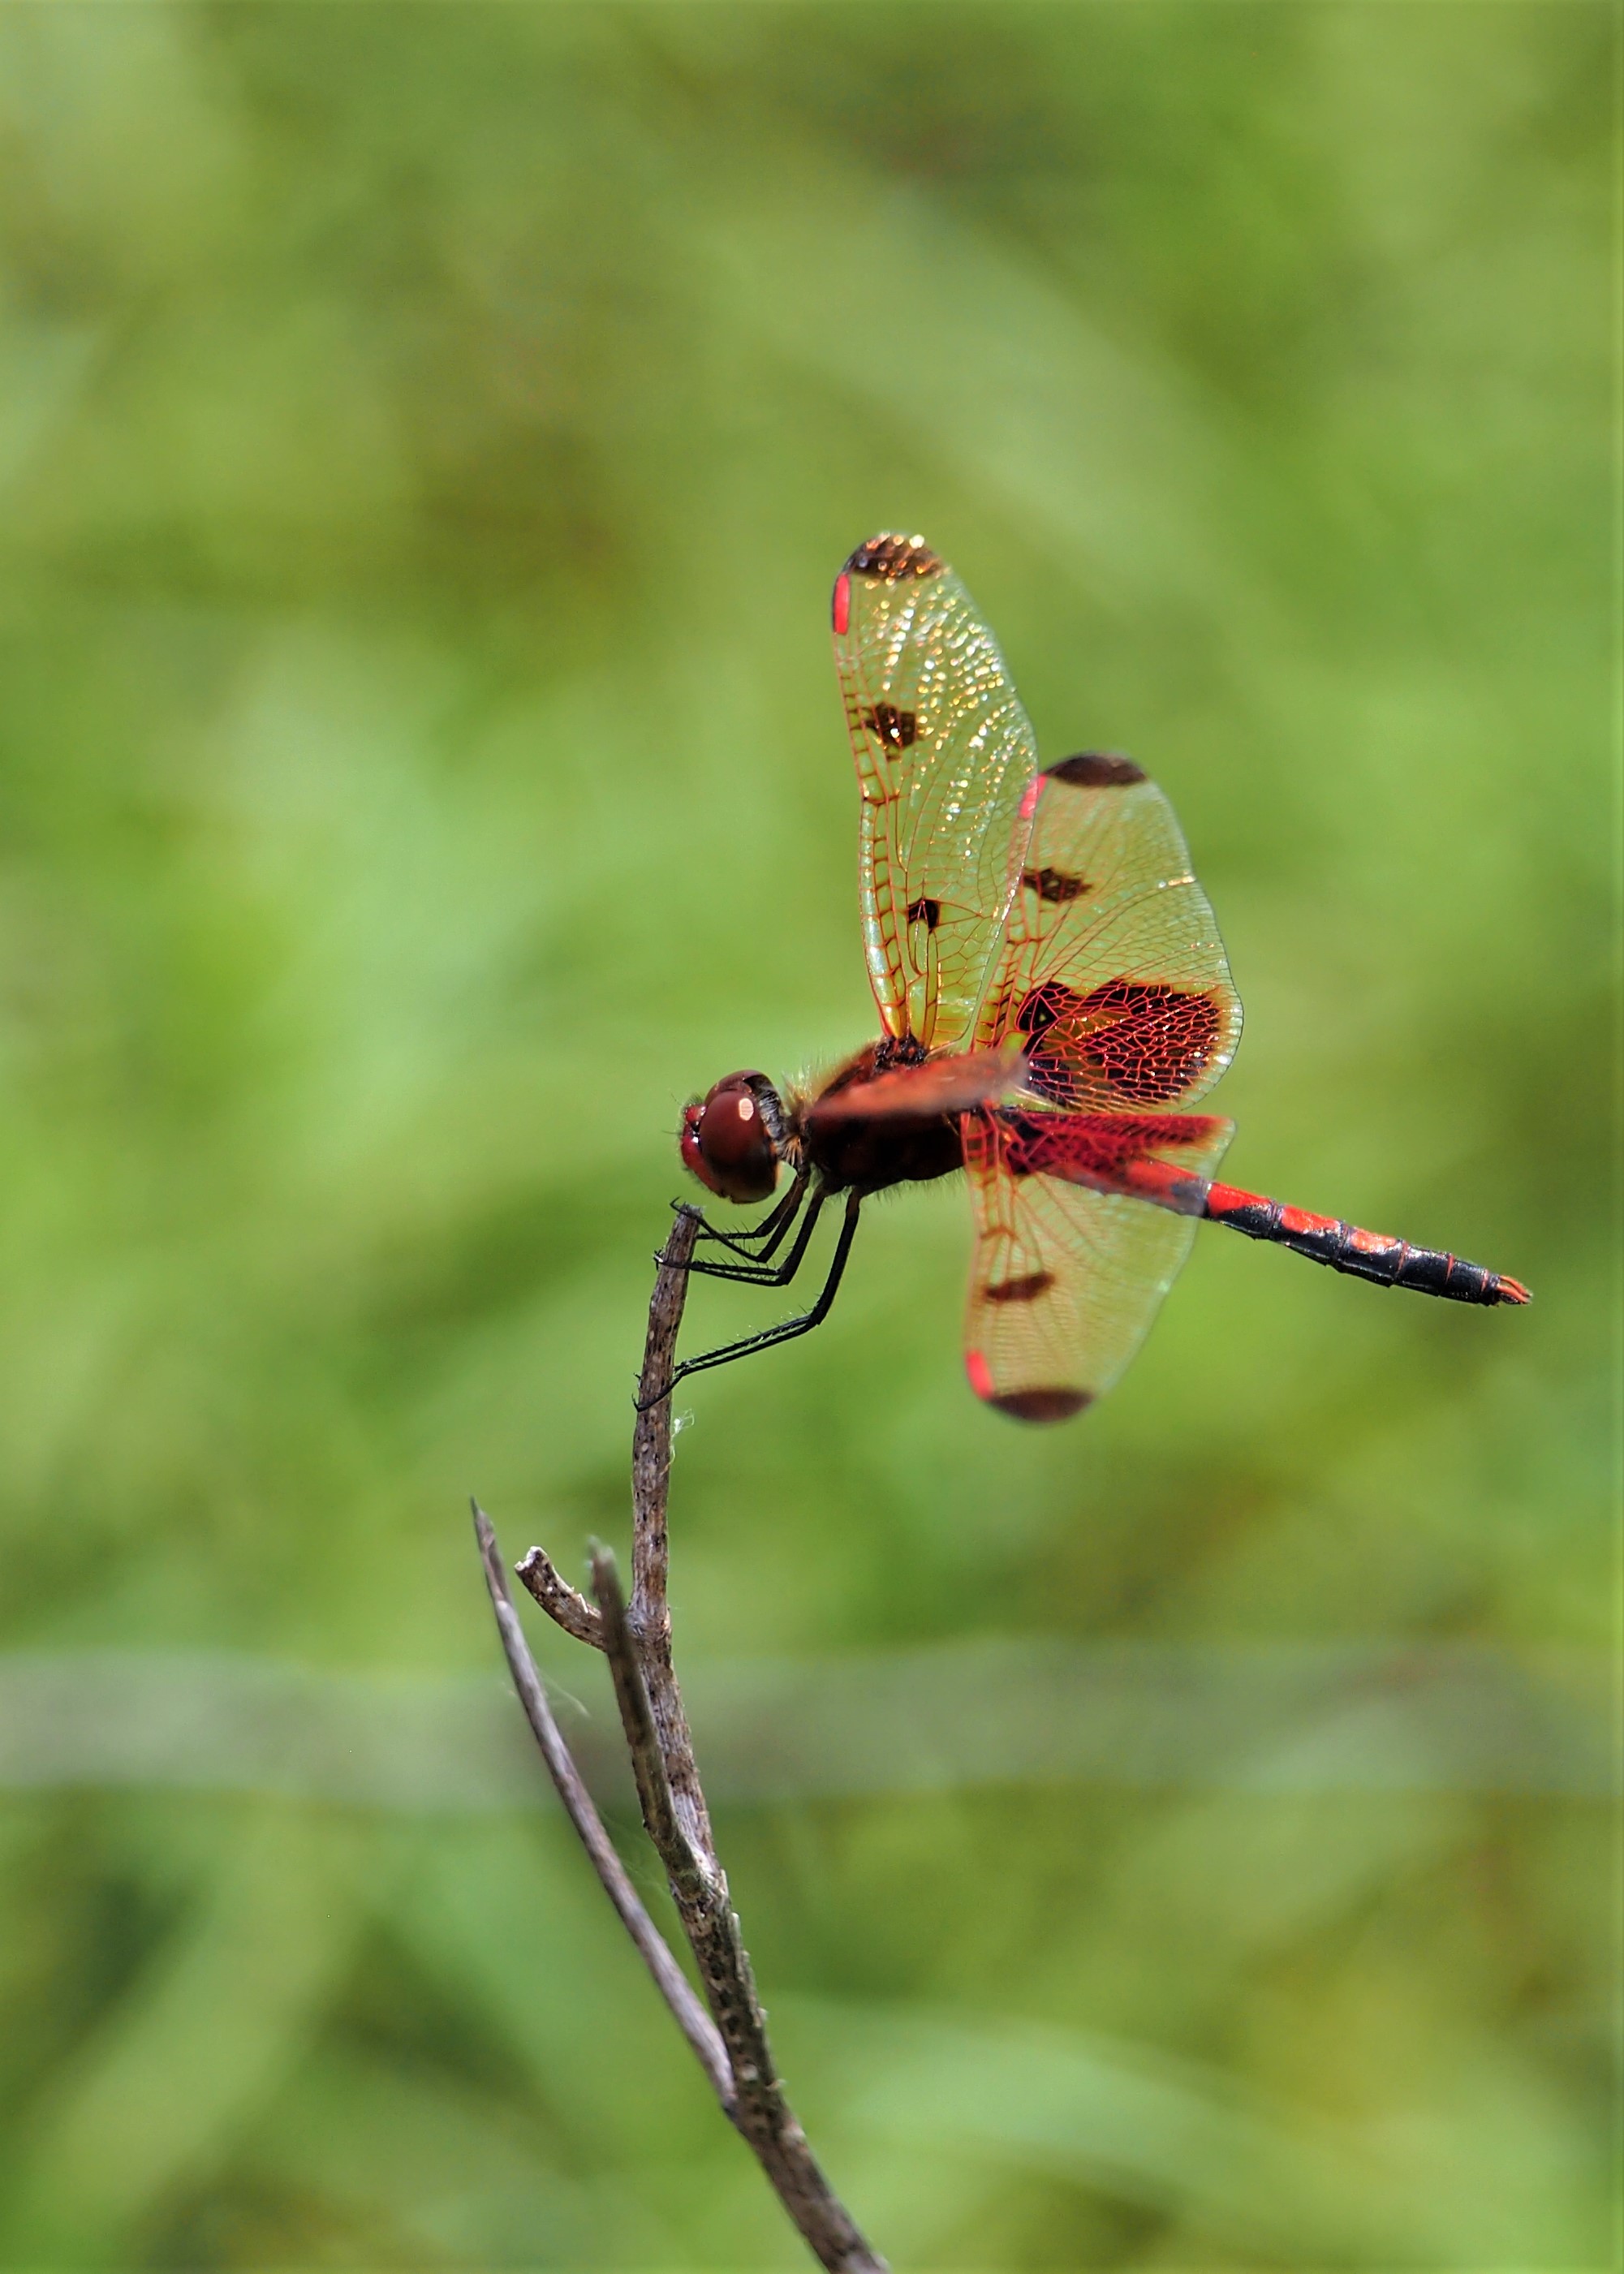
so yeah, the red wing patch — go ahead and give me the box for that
[1017,980,1226,1108]
[834,535,1038,1053]
[973,756,1241,1113]
[962,1108,1234,1419]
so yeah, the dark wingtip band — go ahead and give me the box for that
[1045,752,1147,788]
[991,1386,1094,1423]
[844,534,945,580]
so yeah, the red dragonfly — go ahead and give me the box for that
[670,533,1527,1421]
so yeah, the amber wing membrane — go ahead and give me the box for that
[833,535,1038,1052]
[973,755,1242,1112]
[962,1109,1235,1419]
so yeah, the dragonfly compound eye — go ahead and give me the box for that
[681,1076,781,1205]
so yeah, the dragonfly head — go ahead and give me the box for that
[680,1071,784,1204]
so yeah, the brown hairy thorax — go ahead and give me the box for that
[683,1036,970,1208]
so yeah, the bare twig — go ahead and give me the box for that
[630,1206,695,1626]
[626,1210,716,1869]
[588,1544,714,1903]
[472,1502,730,2104]
[515,1542,604,1649]
[476,1204,885,2274]
[587,1537,877,2268]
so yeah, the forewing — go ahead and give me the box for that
[834,535,1038,1052]
[974,754,1242,1111]
[962,1109,1234,1420]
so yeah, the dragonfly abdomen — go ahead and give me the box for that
[1203,1184,1530,1306]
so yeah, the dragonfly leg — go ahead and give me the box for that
[638,1192,862,1406]
[682,1174,808,1261]
[682,1187,829,1287]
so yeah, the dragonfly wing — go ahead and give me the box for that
[806,1044,1028,1125]
[962,1109,1235,1419]
[974,753,1242,1111]
[834,535,1039,1053]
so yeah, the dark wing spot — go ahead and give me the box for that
[983,1271,1055,1304]
[992,1386,1093,1423]
[861,703,919,749]
[1013,979,1084,1043]
[1015,980,1221,1105]
[1021,865,1090,904]
[1045,752,1146,788]
[905,897,942,932]
[845,533,945,580]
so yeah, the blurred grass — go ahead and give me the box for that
[0,4,1617,2268]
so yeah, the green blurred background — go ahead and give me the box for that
[0,5,1617,2268]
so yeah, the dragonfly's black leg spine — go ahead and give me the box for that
[683,1174,808,1262]
[682,1186,829,1287]
[639,1191,863,1405]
